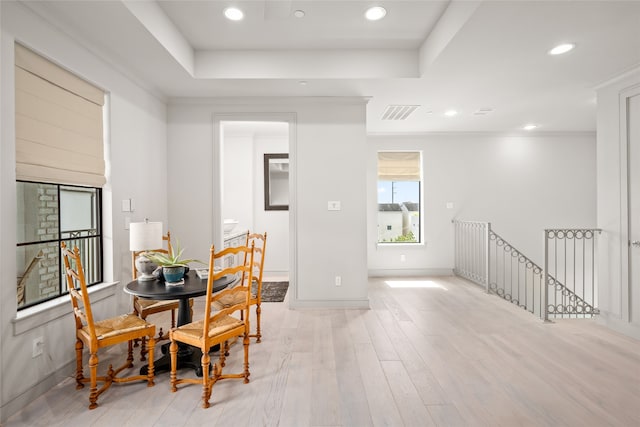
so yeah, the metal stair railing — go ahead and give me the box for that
[488,229,543,316]
[544,229,601,321]
[452,220,600,321]
[452,220,490,288]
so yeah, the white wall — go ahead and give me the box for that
[0,2,168,421]
[167,98,369,308]
[367,133,597,276]
[0,1,6,422]
[222,134,254,231]
[253,135,289,274]
[596,70,640,339]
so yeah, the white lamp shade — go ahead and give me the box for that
[129,221,163,251]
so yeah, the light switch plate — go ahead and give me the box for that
[121,199,132,212]
[328,201,341,211]
[446,202,454,209]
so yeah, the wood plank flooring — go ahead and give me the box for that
[6,276,640,426]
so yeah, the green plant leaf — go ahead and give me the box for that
[142,238,204,267]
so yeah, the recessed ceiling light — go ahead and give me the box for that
[444,110,458,117]
[224,7,244,21]
[523,124,537,130]
[294,10,305,18]
[365,6,386,21]
[548,43,575,55]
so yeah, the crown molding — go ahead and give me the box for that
[169,96,372,106]
[367,131,596,138]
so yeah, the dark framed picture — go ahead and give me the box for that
[264,153,289,211]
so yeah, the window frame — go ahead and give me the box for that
[16,180,103,310]
[376,151,423,245]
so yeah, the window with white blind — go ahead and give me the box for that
[377,151,422,243]
[15,43,105,187]
[15,44,105,309]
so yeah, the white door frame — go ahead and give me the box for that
[619,84,640,322]
[212,112,297,303]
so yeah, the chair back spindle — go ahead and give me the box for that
[212,232,267,342]
[204,243,255,339]
[131,231,182,361]
[61,241,156,409]
[62,242,97,342]
[169,243,255,408]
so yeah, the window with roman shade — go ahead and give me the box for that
[14,43,106,187]
[377,151,421,181]
[15,44,104,309]
[377,151,422,243]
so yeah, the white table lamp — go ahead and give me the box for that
[130,219,163,281]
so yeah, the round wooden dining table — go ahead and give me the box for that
[124,270,237,376]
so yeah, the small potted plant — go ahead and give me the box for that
[144,241,204,284]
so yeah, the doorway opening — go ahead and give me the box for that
[217,119,292,284]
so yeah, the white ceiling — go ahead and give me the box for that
[21,0,640,134]
[157,0,448,50]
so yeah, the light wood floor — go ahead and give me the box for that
[6,276,640,426]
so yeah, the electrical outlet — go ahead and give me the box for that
[335,276,342,286]
[32,336,44,358]
[400,254,406,262]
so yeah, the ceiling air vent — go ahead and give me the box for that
[473,108,494,116]
[382,105,420,121]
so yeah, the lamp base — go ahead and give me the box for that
[136,272,157,281]
[135,255,158,281]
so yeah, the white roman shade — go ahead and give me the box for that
[15,43,106,187]
[377,151,421,181]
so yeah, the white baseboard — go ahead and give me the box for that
[263,270,289,277]
[596,311,640,340]
[368,268,453,277]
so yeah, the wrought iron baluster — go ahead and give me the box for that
[453,222,601,321]
[485,223,490,292]
[563,233,567,319]
[544,232,549,322]
[569,233,584,319]
[575,234,587,317]
[592,232,596,310]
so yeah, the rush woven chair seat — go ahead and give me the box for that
[62,242,155,410]
[132,231,193,361]
[211,232,267,342]
[170,243,255,409]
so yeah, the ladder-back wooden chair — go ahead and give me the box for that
[61,242,155,410]
[132,231,192,360]
[169,243,255,409]
[212,232,267,342]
